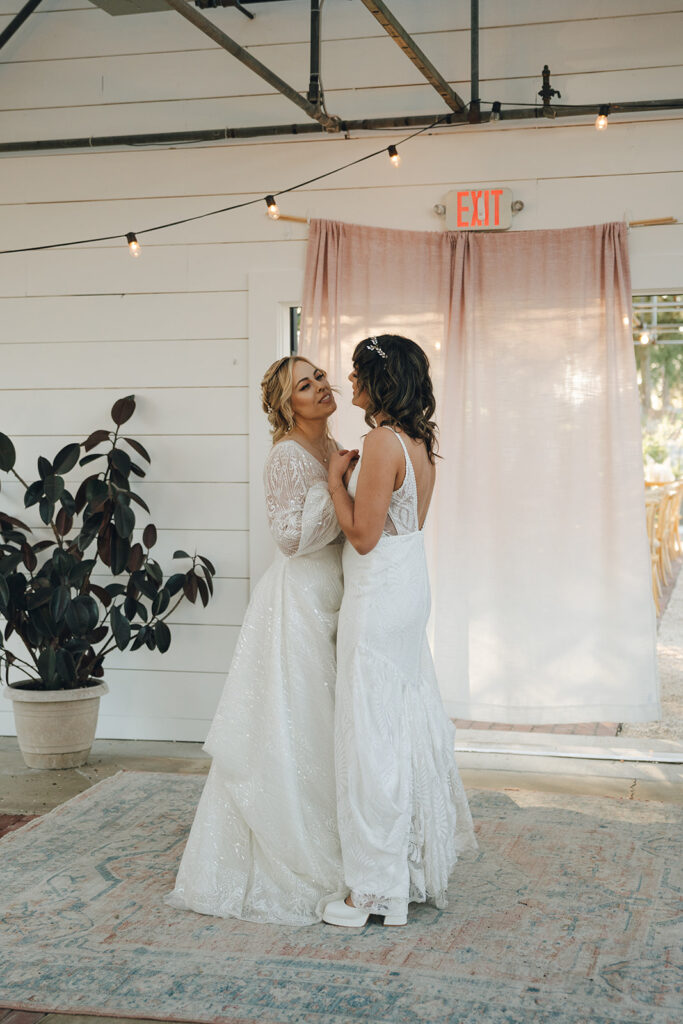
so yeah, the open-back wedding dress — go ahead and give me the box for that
[166,441,345,925]
[334,427,477,919]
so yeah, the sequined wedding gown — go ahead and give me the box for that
[334,427,477,919]
[166,441,345,925]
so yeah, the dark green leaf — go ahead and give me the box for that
[110,469,130,491]
[55,648,76,685]
[151,587,170,617]
[85,478,109,507]
[60,489,77,515]
[122,436,151,463]
[110,533,130,576]
[55,507,73,537]
[0,551,23,575]
[146,560,162,585]
[142,523,157,549]
[26,585,51,610]
[0,511,32,533]
[131,570,157,600]
[111,395,136,426]
[123,594,137,620]
[0,433,16,472]
[136,600,148,622]
[53,443,80,476]
[88,583,112,607]
[39,496,54,525]
[154,620,171,653]
[130,626,147,651]
[50,584,70,622]
[65,595,99,635]
[173,550,191,559]
[31,540,55,554]
[20,543,37,572]
[198,554,216,576]
[183,572,198,604]
[24,480,44,508]
[43,475,65,502]
[83,429,111,452]
[129,491,150,514]
[37,456,52,480]
[37,646,57,685]
[110,604,131,650]
[165,573,185,597]
[110,448,132,476]
[127,542,144,572]
[196,575,209,608]
[104,583,126,597]
[129,462,145,478]
[114,502,135,539]
[79,452,106,466]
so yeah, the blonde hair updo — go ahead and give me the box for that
[261,356,309,443]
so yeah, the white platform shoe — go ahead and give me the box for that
[322,898,407,928]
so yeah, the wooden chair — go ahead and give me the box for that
[644,492,662,614]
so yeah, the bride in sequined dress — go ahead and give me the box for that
[166,356,352,925]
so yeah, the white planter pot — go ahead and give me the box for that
[4,682,108,769]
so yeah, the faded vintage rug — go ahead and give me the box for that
[0,771,680,1024]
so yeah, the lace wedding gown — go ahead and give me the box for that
[334,427,477,919]
[165,441,345,925]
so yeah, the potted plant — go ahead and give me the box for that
[0,395,215,768]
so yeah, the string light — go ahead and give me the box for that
[490,101,502,122]
[640,332,650,344]
[126,232,141,258]
[595,105,610,131]
[622,315,630,326]
[0,116,452,256]
[387,144,400,167]
[265,195,280,220]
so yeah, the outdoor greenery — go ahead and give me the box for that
[0,396,215,691]
[633,294,683,476]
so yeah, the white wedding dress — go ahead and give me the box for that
[165,441,345,925]
[334,427,477,918]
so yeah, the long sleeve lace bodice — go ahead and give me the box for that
[264,441,341,557]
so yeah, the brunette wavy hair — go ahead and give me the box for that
[353,334,439,462]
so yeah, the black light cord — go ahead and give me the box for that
[0,115,452,256]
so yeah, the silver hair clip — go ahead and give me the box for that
[366,337,387,358]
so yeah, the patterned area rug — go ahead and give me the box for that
[0,772,680,1024]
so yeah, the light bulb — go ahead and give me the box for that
[490,101,501,122]
[595,105,609,131]
[640,332,650,345]
[622,316,630,326]
[387,145,400,167]
[435,341,441,351]
[126,232,140,258]
[265,195,280,220]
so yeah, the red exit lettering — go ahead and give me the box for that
[456,188,505,229]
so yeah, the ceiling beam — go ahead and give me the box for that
[357,0,466,114]
[163,0,340,130]
[0,0,44,52]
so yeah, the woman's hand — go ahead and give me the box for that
[328,449,359,490]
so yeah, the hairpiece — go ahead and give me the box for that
[366,337,387,358]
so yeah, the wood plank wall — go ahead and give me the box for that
[0,0,681,739]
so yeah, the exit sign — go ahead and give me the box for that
[445,187,512,230]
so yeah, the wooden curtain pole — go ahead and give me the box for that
[629,217,678,227]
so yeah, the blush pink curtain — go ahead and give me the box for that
[300,219,659,723]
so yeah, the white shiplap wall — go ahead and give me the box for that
[0,0,681,738]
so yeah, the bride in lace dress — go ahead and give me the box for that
[166,356,350,925]
[322,335,477,928]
